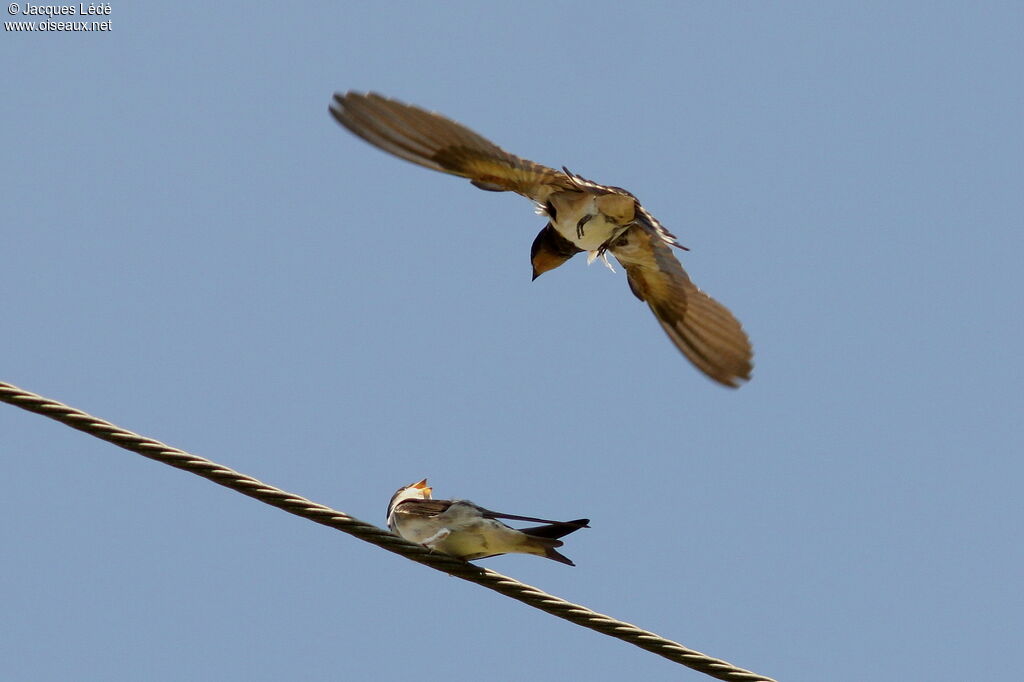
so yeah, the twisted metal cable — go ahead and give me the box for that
[1,381,776,682]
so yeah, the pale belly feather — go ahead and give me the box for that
[550,194,629,253]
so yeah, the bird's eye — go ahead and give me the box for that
[545,200,557,220]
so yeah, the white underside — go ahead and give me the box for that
[393,501,538,559]
[550,195,627,252]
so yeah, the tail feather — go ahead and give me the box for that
[519,518,588,566]
[541,545,576,566]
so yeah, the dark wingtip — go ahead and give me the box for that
[328,92,352,126]
[520,519,590,541]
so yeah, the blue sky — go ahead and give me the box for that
[3,3,1022,681]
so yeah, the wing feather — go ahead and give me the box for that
[518,519,591,540]
[330,92,571,201]
[393,499,452,517]
[610,220,753,387]
[477,507,585,526]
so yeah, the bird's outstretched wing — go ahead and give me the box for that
[330,92,573,202]
[610,216,754,387]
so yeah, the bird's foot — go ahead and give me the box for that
[576,214,592,239]
[421,528,451,548]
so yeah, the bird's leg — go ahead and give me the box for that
[576,214,592,239]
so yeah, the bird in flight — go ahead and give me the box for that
[330,92,753,387]
[387,479,589,566]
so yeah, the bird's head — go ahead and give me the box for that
[387,478,433,519]
[531,223,582,280]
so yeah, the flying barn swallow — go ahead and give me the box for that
[387,479,589,566]
[330,92,753,387]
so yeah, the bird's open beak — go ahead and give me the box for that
[412,478,432,497]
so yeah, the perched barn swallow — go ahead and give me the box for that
[330,92,754,387]
[387,479,589,566]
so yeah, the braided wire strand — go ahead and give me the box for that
[1,381,776,682]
